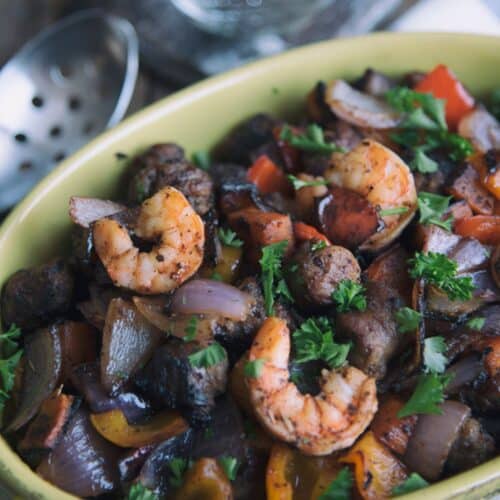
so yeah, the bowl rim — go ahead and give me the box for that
[1,31,500,500]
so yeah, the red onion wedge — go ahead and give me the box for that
[170,279,253,321]
[69,196,125,228]
[403,400,470,481]
[37,409,120,497]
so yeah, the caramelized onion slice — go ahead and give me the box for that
[69,196,125,228]
[325,79,401,129]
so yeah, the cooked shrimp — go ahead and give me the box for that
[246,317,377,455]
[325,139,417,251]
[93,186,204,294]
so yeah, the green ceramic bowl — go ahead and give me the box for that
[0,32,499,499]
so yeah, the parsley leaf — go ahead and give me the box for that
[417,192,453,231]
[218,227,243,248]
[211,271,223,281]
[188,343,226,368]
[0,324,23,417]
[191,150,211,171]
[318,467,353,500]
[292,317,351,369]
[184,316,198,342]
[218,456,239,481]
[397,372,452,418]
[423,336,447,373]
[466,316,485,330]
[311,240,327,252]
[411,148,439,174]
[287,174,328,191]
[378,206,409,217]
[260,240,293,316]
[408,252,474,301]
[392,473,429,496]
[280,124,345,155]
[168,458,192,488]
[332,280,367,313]
[395,307,422,333]
[244,358,266,378]
[127,483,159,500]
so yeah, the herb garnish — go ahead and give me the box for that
[168,458,192,488]
[218,456,239,481]
[260,240,293,316]
[126,483,158,500]
[211,271,223,281]
[218,227,243,248]
[392,473,429,496]
[408,252,474,301]
[191,150,211,171]
[423,336,447,374]
[385,87,473,171]
[378,206,409,217]
[184,316,198,342]
[188,342,226,368]
[292,317,351,369]
[332,280,367,313]
[417,192,453,231]
[397,372,452,418]
[0,324,23,418]
[318,467,353,500]
[466,316,485,330]
[311,240,327,252]
[395,307,422,333]
[280,124,345,155]
[244,358,266,378]
[287,174,328,191]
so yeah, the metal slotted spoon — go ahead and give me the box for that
[0,9,139,212]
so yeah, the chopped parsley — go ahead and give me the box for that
[218,227,243,248]
[397,372,452,418]
[385,86,473,169]
[318,467,353,500]
[0,324,23,418]
[332,280,367,313]
[417,192,453,232]
[423,336,448,374]
[188,342,226,369]
[311,240,328,252]
[260,240,293,316]
[408,252,474,301]
[191,150,211,171]
[211,271,223,281]
[392,473,429,496]
[395,307,422,333]
[135,180,148,203]
[280,124,345,155]
[126,483,158,500]
[168,458,192,488]
[292,317,351,369]
[184,316,198,342]
[378,206,409,217]
[218,456,239,481]
[287,174,328,191]
[466,316,485,330]
[244,358,266,378]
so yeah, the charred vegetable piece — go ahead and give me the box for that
[37,409,120,497]
[18,392,74,454]
[90,408,188,448]
[265,443,342,500]
[174,457,233,499]
[201,244,242,283]
[455,215,500,245]
[458,109,500,153]
[247,155,289,195]
[370,396,417,456]
[101,298,162,395]
[1,258,74,331]
[403,401,470,481]
[134,341,228,426]
[340,431,407,500]
[56,321,97,383]
[316,186,379,249]
[6,327,62,432]
[118,445,155,482]
[354,68,396,97]
[69,196,125,228]
[287,242,361,308]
